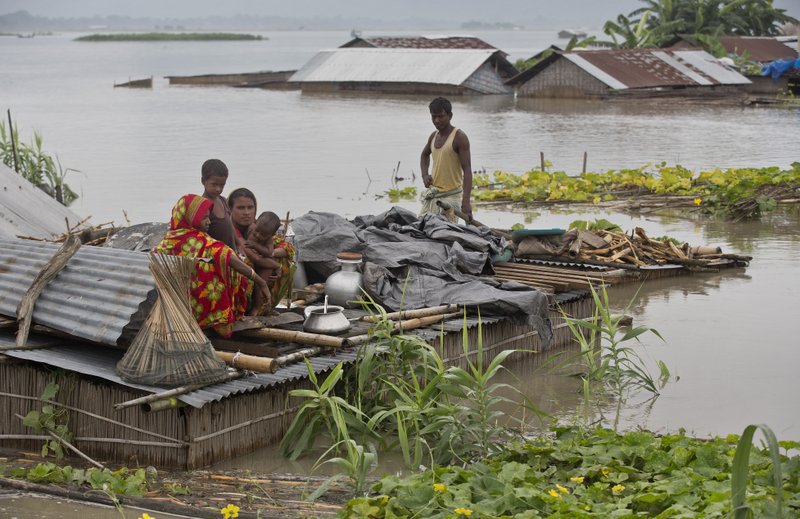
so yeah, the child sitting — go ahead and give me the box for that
[243,211,295,314]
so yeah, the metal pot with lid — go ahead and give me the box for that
[325,251,363,308]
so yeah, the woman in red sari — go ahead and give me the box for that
[154,194,271,337]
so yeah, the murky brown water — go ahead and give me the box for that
[0,493,188,518]
[2,29,799,514]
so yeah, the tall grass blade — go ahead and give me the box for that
[731,423,784,519]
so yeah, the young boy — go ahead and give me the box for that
[243,211,295,314]
[200,159,238,251]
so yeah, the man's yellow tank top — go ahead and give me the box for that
[430,128,463,192]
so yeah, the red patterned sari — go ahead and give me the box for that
[154,194,252,337]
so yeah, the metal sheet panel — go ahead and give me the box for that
[290,48,497,85]
[720,36,798,62]
[563,53,629,89]
[652,51,713,85]
[0,335,360,408]
[0,163,86,239]
[347,36,496,50]
[0,238,155,345]
[672,50,751,85]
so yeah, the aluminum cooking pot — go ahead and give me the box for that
[303,305,351,334]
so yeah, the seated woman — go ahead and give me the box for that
[154,194,271,337]
[243,211,296,314]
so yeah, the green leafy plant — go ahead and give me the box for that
[341,425,800,518]
[569,218,622,232]
[22,382,73,459]
[385,186,418,202]
[10,463,148,496]
[0,119,79,206]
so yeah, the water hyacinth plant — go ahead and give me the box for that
[473,163,800,220]
[341,425,800,518]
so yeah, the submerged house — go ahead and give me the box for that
[667,35,799,94]
[507,47,751,99]
[289,47,518,95]
[339,35,497,50]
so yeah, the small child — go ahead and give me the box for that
[243,211,295,314]
[200,159,238,252]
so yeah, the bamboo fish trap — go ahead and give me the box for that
[117,254,230,387]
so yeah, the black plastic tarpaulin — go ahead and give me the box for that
[292,207,552,347]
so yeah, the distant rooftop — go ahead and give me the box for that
[340,35,497,50]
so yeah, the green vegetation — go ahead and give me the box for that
[75,32,264,42]
[341,425,800,518]
[515,35,598,71]
[473,163,800,220]
[280,304,538,496]
[0,118,79,206]
[22,383,72,460]
[386,186,418,202]
[599,0,798,49]
[6,462,149,497]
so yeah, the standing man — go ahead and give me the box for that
[419,97,473,223]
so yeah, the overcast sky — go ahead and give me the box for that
[2,0,798,29]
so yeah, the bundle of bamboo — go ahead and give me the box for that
[547,227,751,269]
[116,254,230,387]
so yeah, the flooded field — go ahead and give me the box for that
[1,28,799,516]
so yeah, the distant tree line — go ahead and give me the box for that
[516,0,798,70]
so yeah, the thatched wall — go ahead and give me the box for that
[0,296,594,469]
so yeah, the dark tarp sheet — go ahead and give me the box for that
[292,207,552,347]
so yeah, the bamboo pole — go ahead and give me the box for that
[345,312,461,347]
[16,235,81,348]
[215,351,277,373]
[240,327,346,348]
[275,347,324,367]
[114,371,242,410]
[358,304,459,323]
[14,413,104,469]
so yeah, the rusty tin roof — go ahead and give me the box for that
[341,35,496,50]
[719,36,798,62]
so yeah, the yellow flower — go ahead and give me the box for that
[454,508,473,516]
[139,514,155,519]
[556,484,569,494]
[601,468,609,477]
[612,484,625,494]
[221,504,240,519]
[547,489,561,498]
[433,483,448,493]
[570,476,584,484]
[694,198,702,205]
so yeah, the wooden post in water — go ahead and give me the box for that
[540,151,545,172]
[7,109,19,173]
[582,151,588,174]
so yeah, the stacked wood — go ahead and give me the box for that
[493,262,625,293]
[553,227,751,268]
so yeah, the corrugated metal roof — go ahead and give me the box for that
[720,36,798,62]
[0,238,155,346]
[342,36,496,50]
[0,334,358,408]
[563,53,629,89]
[0,163,86,239]
[671,50,751,84]
[563,48,749,89]
[289,48,500,85]
[0,309,552,408]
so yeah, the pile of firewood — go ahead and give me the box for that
[556,227,751,269]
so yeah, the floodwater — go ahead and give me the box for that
[1,28,799,514]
